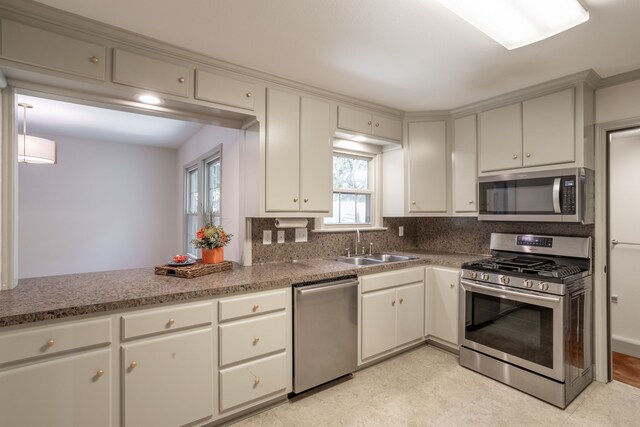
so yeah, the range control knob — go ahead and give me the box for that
[523,279,533,288]
[468,271,478,279]
[538,282,549,291]
[500,276,510,285]
[481,273,490,281]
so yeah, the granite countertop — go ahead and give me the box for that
[0,250,485,328]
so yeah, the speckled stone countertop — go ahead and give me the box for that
[0,251,484,327]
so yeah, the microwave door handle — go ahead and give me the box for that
[552,178,562,213]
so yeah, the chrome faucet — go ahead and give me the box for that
[355,229,361,255]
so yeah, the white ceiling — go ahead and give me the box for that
[32,0,640,112]
[16,94,205,148]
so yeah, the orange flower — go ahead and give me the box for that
[220,232,227,242]
[196,229,205,239]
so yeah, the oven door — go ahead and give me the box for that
[460,279,564,381]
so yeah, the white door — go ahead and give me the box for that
[361,288,397,360]
[407,120,447,213]
[609,129,640,358]
[395,282,425,347]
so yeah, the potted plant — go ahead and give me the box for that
[191,210,232,264]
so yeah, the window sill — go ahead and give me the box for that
[311,227,388,233]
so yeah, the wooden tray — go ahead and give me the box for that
[154,260,232,278]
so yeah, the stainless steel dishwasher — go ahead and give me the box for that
[293,276,358,394]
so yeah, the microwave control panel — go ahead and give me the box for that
[561,176,576,214]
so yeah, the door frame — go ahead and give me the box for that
[594,117,640,382]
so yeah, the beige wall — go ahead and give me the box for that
[596,79,640,124]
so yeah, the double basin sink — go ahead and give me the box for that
[335,253,417,266]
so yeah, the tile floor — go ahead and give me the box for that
[232,345,640,426]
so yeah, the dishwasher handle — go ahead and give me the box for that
[295,278,359,295]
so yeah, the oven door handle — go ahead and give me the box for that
[552,177,562,213]
[461,280,561,304]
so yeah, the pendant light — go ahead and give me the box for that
[18,102,56,164]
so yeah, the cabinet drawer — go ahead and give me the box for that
[219,312,287,367]
[195,69,255,110]
[1,20,106,80]
[219,352,287,412]
[121,302,212,340]
[113,49,191,97]
[0,318,111,365]
[218,289,287,322]
[361,267,424,293]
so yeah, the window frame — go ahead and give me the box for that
[183,146,222,254]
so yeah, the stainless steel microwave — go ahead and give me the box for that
[478,168,594,223]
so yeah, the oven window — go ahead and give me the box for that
[465,292,554,368]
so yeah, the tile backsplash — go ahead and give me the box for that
[250,217,595,264]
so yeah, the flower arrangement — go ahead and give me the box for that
[191,209,233,249]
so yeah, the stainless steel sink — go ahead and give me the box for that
[335,253,416,266]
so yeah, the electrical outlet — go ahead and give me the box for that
[263,230,272,245]
[399,226,404,237]
[611,295,619,304]
[295,228,308,243]
[277,230,285,243]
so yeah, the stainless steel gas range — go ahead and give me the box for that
[459,233,593,408]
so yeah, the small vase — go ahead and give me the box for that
[201,247,224,264]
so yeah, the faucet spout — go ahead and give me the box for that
[355,228,360,253]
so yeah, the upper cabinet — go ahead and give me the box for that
[195,69,255,111]
[338,105,402,142]
[112,49,191,97]
[453,115,477,214]
[265,87,332,213]
[0,19,106,80]
[406,120,448,214]
[478,85,593,175]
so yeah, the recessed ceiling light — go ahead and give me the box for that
[352,135,368,142]
[436,0,589,50]
[135,94,164,105]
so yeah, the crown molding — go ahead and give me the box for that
[598,68,640,90]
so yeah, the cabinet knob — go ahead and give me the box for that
[89,56,99,64]
[411,201,416,205]
[44,339,55,348]
[178,77,185,83]
[293,197,299,203]
[450,283,455,288]
[526,153,531,158]
[399,298,404,304]
[95,369,105,378]
[246,92,252,98]
[252,304,260,312]
[375,122,380,127]
[468,200,474,204]
[254,378,261,386]
[391,300,396,306]
[167,318,175,327]
[253,336,260,345]
[367,120,372,126]
[303,198,309,203]
[512,154,518,159]
[129,361,138,370]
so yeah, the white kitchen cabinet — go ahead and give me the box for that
[406,120,448,213]
[265,87,332,213]
[360,268,425,362]
[113,49,191,97]
[478,102,522,173]
[522,88,575,167]
[122,328,215,427]
[426,267,460,348]
[195,69,255,110]
[338,105,402,141]
[0,19,106,80]
[453,115,477,214]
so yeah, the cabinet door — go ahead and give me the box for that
[396,282,425,347]
[122,329,214,427]
[453,115,478,213]
[523,88,575,167]
[195,69,255,110]
[0,349,111,427]
[407,121,447,213]
[299,96,332,212]
[428,268,460,346]
[1,20,106,80]
[337,105,372,135]
[113,49,191,97]
[265,88,301,212]
[361,288,397,360]
[479,103,522,172]
[372,115,402,141]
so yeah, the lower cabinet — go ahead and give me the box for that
[426,266,461,348]
[360,268,425,363]
[121,328,215,427]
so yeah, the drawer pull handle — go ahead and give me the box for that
[375,122,380,127]
[89,56,99,64]
[45,339,55,348]
[391,300,396,306]
[95,369,105,378]
[254,378,261,386]
[252,304,260,312]
[304,198,309,203]
[399,298,404,304]
[293,197,299,203]
[178,77,185,83]
[246,92,252,98]
[450,283,455,288]
[167,318,176,327]
[253,336,260,345]
[129,361,138,370]
[367,120,372,126]
[513,154,518,159]
[526,153,531,158]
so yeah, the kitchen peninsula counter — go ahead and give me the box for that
[0,251,483,327]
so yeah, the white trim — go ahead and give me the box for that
[611,335,640,359]
[1,87,18,290]
[311,227,387,233]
